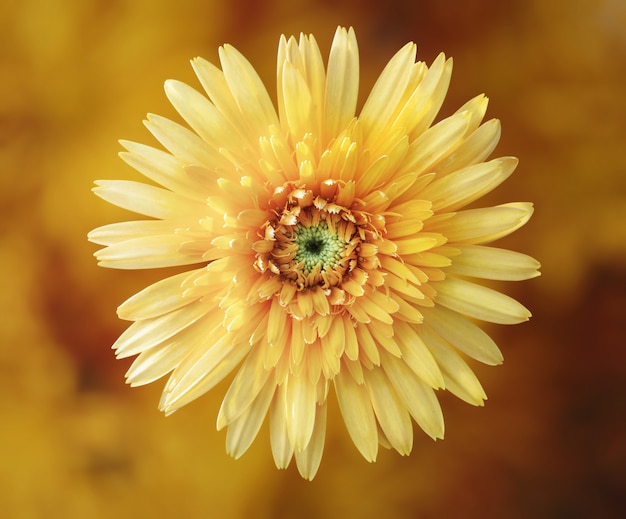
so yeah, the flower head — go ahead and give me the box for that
[89,27,540,479]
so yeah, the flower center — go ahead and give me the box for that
[268,207,359,291]
[251,183,387,317]
[293,221,347,274]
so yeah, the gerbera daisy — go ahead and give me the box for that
[89,27,540,480]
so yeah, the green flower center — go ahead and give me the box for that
[293,221,346,273]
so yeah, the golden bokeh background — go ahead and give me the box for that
[2,0,625,517]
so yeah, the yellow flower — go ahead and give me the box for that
[89,27,540,480]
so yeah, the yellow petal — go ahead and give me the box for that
[88,220,185,247]
[365,368,413,455]
[354,323,380,366]
[433,276,532,324]
[421,325,487,406]
[164,79,245,155]
[284,374,317,451]
[281,61,313,143]
[399,107,471,178]
[426,203,534,244]
[217,345,272,429]
[334,370,378,462]
[325,27,359,139]
[380,351,444,440]
[343,314,359,361]
[435,118,501,175]
[117,270,202,320]
[404,53,453,139]
[395,234,446,255]
[420,157,518,212]
[160,331,251,413]
[294,402,327,480]
[93,179,204,220]
[360,41,417,144]
[113,302,210,358]
[270,383,294,469]
[393,320,444,389]
[119,140,209,198]
[447,245,542,281]
[225,377,276,459]
[144,113,222,167]
[125,338,187,387]
[422,306,503,365]
[218,44,280,136]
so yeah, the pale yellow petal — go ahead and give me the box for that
[385,219,424,240]
[218,44,280,136]
[422,306,503,365]
[354,323,380,366]
[324,27,359,139]
[334,369,378,462]
[453,94,489,134]
[119,140,208,198]
[447,245,542,281]
[360,42,417,144]
[298,33,326,140]
[122,303,224,386]
[93,234,204,270]
[270,383,294,469]
[343,314,359,360]
[405,53,453,139]
[380,351,445,440]
[284,374,317,452]
[217,345,272,429]
[93,179,206,220]
[379,255,421,284]
[368,320,399,355]
[432,276,532,324]
[144,113,224,168]
[420,157,518,212]
[434,118,501,175]
[164,79,248,156]
[421,325,487,406]
[395,233,447,255]
[354,293,394,324]
[276,35,296,129]
[117,269,203,320]
[399,110,471,179]
[365,368,413,455]
[267,297,289,346]
[160,332,251,413]
[88,220,186,246]
[391,295,425,323]
[425,203,534,244]
[355,155,389,196]
[393,320,444,389]
[124,338,188,387]
[384,273,423,301]
[402,251,452,269]
[225,377,276,459]
[294,402,327,480]
[289,318,307,368]
[113,303,212,359]
[281,61,313,143]
[190,56,252,141]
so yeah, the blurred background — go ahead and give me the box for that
[1,0,625,517]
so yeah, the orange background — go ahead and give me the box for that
[2,0,625,517]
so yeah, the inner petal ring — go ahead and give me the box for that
[270,207,360,291]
